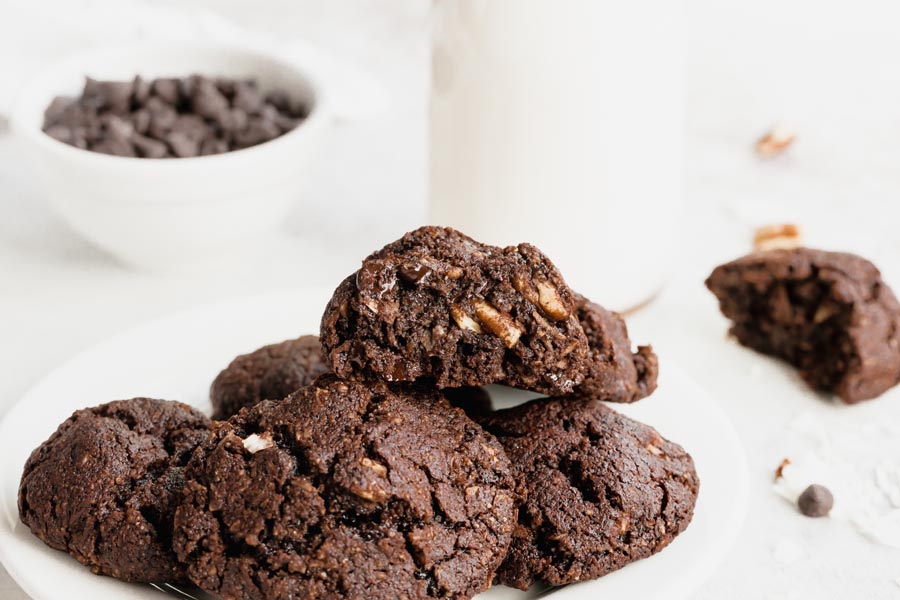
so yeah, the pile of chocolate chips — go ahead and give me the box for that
[42,75,308,158]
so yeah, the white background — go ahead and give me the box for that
[2,0,900,598]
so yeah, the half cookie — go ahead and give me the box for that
[478,397,699,590]
[320,226,590,395]
[18,398,211,583]
[706,247,900,403]
[174,375,516,600]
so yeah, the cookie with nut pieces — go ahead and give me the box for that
[174,374,517,600]
[477,396,699,590]
[320,226,591,395]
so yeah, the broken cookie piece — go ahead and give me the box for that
[706,247,900,403]
[320,226,591,395]
[478,396,699,590]
[573,294,658,402]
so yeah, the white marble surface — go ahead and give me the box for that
[3,1,900,599]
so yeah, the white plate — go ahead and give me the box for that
[0,290,748,600]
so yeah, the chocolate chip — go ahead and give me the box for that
[83,78,133,114]
[171,114,207,141]
[215,78,237,98]
[798,484,833,517]
[398,263,432,285]
[217,109,248,133]
[192,80,229,120]
[44,96,75,124]
[232,83,264,114]
[132,134,168,159]
[92,137,135,157]
[266,89,292,113]
[200,138,229,156]
[42,75,307,158]
[152,78,180,105]
[132,109,151,135]
[103,115,134,142]
[167,132,200,158]
[233,117,280,148]
[44,125,72,144]
[178,76,200,102]
[133,76,151,106]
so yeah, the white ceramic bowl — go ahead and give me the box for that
[12,42,332,270]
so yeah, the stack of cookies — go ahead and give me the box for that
[19,226,700,599]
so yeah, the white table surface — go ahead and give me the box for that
[3,1,900,599]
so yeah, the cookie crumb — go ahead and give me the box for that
[798,484,833,517]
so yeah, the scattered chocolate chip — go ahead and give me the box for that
[798,484,833,517]
[42,75,307,158]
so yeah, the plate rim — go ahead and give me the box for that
[0,290,749,600]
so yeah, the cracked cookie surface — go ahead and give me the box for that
[573,294,658,402]
[174,374,516,600]
[478,397,698,590]
[18,398,211,583]
[706,247,900,403]
[320,226,590,396]
[210,335,330,420]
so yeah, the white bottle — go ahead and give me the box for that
[430,0,685,312]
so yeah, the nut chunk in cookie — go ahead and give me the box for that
[18,398,211,583]
[210,335,329,420]
[574,294,658,402]
[174,375,516,600]
[320,226,591,395]
[706,247,900,403]
[478,397,699,590]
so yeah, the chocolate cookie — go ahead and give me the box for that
[320,226,591,395]
[574,294,658,402]
[706,248,900,403]
[478,397,699,590]
[174,375,516,600]
[210,335,330,420]
[18,398,211,583]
